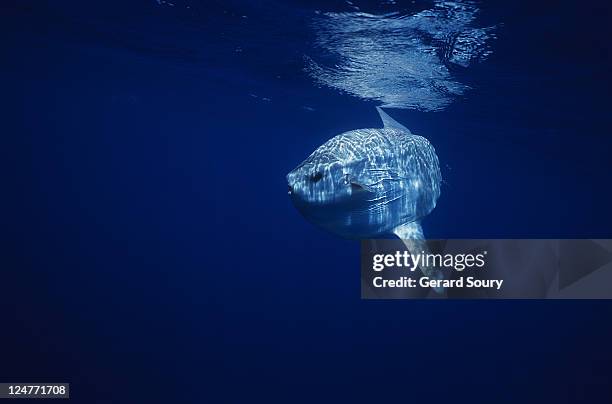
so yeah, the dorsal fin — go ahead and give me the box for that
[376,106,412,134]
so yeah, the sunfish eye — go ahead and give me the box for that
[310,172,323,183]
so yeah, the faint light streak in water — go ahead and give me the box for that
[306,1,497,111]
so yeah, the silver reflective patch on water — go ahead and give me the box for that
[306,1,497,111]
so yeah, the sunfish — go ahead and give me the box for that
[287,107,443,285]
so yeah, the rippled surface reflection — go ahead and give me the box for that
[306,0,497,111]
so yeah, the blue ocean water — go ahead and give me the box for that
[2,0,612,402]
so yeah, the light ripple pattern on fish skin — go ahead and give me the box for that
[287,127,441,239]
[306,0,496,111]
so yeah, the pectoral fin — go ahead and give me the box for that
[349,169,405,195]
[350,181,376,193]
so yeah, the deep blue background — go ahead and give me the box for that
[2,1,612,402]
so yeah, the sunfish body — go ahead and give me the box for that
[287,107,441,239]
[287,107,443,287]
